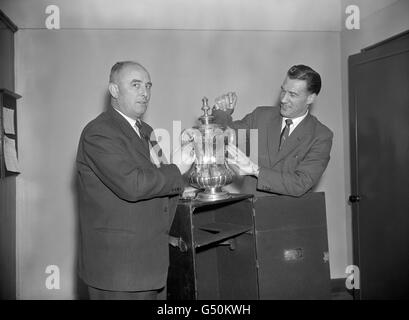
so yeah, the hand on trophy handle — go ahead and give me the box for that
[213,91,237,115]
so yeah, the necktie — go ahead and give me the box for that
[279,119,293,150]
[134,120,166,166]
[134,120,149,144]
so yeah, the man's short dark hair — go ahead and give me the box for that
[109,61,147,83]
[287,65,321,95]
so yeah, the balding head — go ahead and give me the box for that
[109,61,149,84]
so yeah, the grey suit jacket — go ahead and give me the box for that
[76,107,184,291]
[213,106,333,197]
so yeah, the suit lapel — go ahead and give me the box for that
[108,107,151,162]
[267,112,283,167]
[272,113,313,166]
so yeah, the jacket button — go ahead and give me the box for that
[164,206,168,213]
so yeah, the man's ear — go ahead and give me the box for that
[307,93,317,105]
[108,83,119,98]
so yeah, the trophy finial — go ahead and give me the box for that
[199,96,214,125]
[201,97,210,116]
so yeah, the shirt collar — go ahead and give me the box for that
[282,109,309,128]
[113,108,140,128]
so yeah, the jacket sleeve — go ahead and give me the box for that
[257,132,333,197]
[80,125,184,202]
[212,109,255,130]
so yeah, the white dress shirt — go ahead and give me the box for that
[114,108,142,138]
[113,108,161,167]
[281,110,309,136]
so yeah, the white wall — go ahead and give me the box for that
[2,0,341,31]
[340,0,409,264]
[0,0,353,298]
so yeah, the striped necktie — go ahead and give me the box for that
[134,120,166,166]
[134,120,149,144]
[279,119,293,150]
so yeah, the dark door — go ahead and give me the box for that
[349,31,409,299]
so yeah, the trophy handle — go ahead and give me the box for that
[181,128,200,145]
[224,127,236,145]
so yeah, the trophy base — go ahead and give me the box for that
[196,187,230,201]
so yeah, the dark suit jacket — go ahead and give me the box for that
[76,107,184,291]
[213,106,333,197]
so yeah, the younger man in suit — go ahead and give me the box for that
[213,65,333,197]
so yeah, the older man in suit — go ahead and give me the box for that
[76,61,193,299]
[213,65,333,197]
